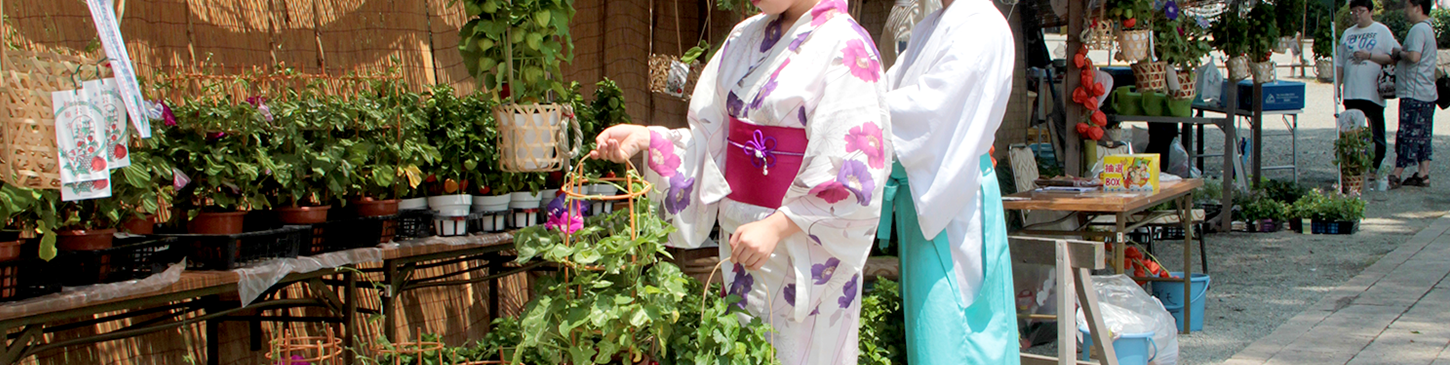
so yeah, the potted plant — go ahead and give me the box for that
[507,172,547,228]
[458,0,578,173]
[1241,197,1288,232]
[113,136,176,235]
[343,80,439,219]
[1334,128,1374,194]
[1244,2,1281,83]
[1107,0,1154,62]
[162,95,270,234]
[1290,190,1365,234]
[1155,14,1213,116]
[423,86,493,219]
[1312,4,1336,82]
[1210,8,1253,81]
[0,183,50,260]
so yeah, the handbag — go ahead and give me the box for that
[1436,73,1450,109]
[1379,64,1398,100]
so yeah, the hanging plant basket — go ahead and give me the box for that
[493,103,581,173]
[1131,61,1168,92]
[1316,59,1335,82]
[1172,71,1197,100]
[1227,56,1252,82]
[1086,20,1116,50]
[1251,60,1277,84]
[1117,29,1152,62]
[649,54,700,100]
[1275,36,1297,54]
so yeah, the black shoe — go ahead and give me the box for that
[1405,174,1431,187]
[1389,175,1403,189]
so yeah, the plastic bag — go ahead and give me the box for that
[1076,274,1180,365]
[1196,59,1224,106]
[1167,136,1201,178]
[1338,109,1368,132]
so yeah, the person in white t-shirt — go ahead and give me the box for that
[1337,0,1401,176]
[1388,0,1439,188]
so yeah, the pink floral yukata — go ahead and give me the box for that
[642,1,891,364]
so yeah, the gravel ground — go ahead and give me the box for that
[1025,40,1450,364]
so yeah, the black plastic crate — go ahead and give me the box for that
[298,222,332,256]
[1311,220,1358,235]
[396,209,435,240]
[160,226,307,271]
[327,214,399,251]
[50,236,178,286]
[468,211,510,234]
[0,258,61,303]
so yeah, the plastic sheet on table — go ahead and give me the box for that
[0,261,187,319]
[236,248,384,307]
[388,232,513,249]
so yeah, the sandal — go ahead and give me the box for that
[1406,174,1431,187]
[1389,175,1403,189]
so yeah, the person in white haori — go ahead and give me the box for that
[878,0,1020,363]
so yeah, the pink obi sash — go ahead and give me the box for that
[725,118,808,208]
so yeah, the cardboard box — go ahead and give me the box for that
[1218,80,1306,111]
[1102,154,1160,194]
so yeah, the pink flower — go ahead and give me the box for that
[545,208,583,234]
[161,102,176,127]
[811,0,847,26]
[843,40,881,82]
[647,130,681,177]
[844,122,886,169]
[810,181,850,204]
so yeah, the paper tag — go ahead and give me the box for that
[665,60,690,98]
[62,178,113,201]
[52,90,111,183]
[84,79,131,169]
[85,0,151,138]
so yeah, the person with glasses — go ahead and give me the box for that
[1337,0,1400,179]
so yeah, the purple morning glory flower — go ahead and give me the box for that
[760,18,784,53]
[726,92,745,118]
[728,263,755,310]
[783,283,796,306]
[838,274,859,308]
[1165,0,1179,21]
[546,194,589,219]
[664,174,694,214]
[838,159,875,206]
[788,32,811,52]
[811,257,841,285]
[244,96,267,107]
[161,102,176,127]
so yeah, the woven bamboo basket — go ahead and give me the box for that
[1131,61,1168,92]
[1252,60,1277,83]
[1087,21,1116,50]
[266,328,344,365]
[1342,174,1365,195]
[493,103,580,173]
[1117,29,1152,62]
[1227,56,1251,81]
[1172,71,1197,100]
[0,50,109,189]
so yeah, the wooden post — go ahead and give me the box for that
[1064,0,1085,176]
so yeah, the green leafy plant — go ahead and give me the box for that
[159,91,269,214]
[459,0,577,103]
[1155,16,1213,71]
[1261,179,1309,205]
[1210,8,1252,58]
[1241,197,1289,222]
[422,85,497,195]
[1375,0,1411,41]
[1334,128,1374,177]
[1290,189,1365,221]
[0,184,60,259]
[1107,0,1154,30]
[1433,8,1450,48]
[578,78,630,179]
[1244,3,1281,61]
[338,79,439,201]
[1312,1,1336,60]
[858,279,907,365]
[1276,0,1306,38]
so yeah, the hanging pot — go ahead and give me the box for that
[1117,29,1152,62]
[1172,70,1197,100]
[56,228,116,251]
[189,211,247,235]
[1131,61,1168,92]
[1315,59,1335,82]
[494,103,580,172]
[1227,56,1251,82]
[1251,60,1277,83]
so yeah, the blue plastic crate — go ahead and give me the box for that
[1219,80,1305,111]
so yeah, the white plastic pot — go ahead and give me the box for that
[428,194,472,210]
[473,194,512,213]
[434,216,469,237]
[398,197,428,210]
[510,191,542,209]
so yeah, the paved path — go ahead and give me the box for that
[1223,214,1450,365]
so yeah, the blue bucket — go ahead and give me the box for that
[1078,325,1157,365]
[1152,272,1211,332]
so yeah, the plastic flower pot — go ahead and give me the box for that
[0,240,22,262]
[189,211,247,235]
[276,205,331,225]
[398,197,428,210]
[352,199,400,217]
[56,228,117,251]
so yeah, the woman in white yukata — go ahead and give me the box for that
[589,0,891,363]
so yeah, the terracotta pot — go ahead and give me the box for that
[56,229,116,251]
[189,211,247,235]
[276,205,332,225]
[0,240,22,262]
[352,199,399,217]
[121,216,155,235]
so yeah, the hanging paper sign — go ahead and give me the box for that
[62,178,113,201]
[52,90,111,184]
[84,0,151,138]
[84,79,131,169]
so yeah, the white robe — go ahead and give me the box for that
[886,0,1015,306]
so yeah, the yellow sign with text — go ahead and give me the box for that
[1102,154,1160,194]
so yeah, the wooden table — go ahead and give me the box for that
[1011,236,1117,365]
[1003,179,1203,334]
[0,233,520,365]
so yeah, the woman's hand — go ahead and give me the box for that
[730,212,801,270]
[589,124,651,163]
